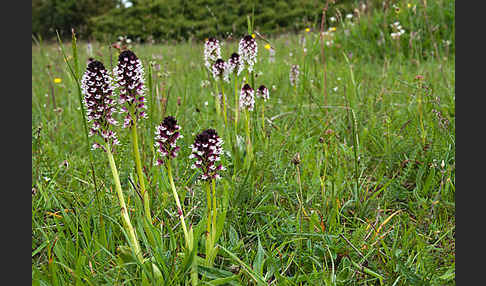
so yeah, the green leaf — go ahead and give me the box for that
[219,244,267,286]
[198,265,241,286]
[252,235,265,276]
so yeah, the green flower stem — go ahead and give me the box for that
[234,77,239,135]
[244,109,253,164]
[130,119,152,224]
[205,181,214,266]
[211,179,217,242]
[203,179,218,266]
[166,160,190,248]
[106,143,143,263]
[221,81,228,130]
[205,182,212,237]
[261,101,265,133]
[214,83,221,117]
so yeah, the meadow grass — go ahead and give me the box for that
[32,3,454,285]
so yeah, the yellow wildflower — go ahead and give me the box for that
[264,44,271,50]
[329,27,336,32]
[407,3,412,8]
[305,28,310,33]
[251,33,256,39]
[54,78,62,84]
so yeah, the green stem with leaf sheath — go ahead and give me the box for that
[106,143,143,263]
[221,81,228,129]
[130,118,152,224]
[211,179,217,242]
[205,181,212,237]
[234,77,239,135]
[261,101,265,132]
[244,109,253,165]
[166,160,190,247]
[214,82,221,117]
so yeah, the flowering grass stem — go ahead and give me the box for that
[57,31,99,209]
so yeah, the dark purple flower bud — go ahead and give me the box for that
[256,85,270,101]
[81,60,119,151]
[227,52,243,76]
[238,35,258,72]
[113,50,147,128]
[189,129,225,181]
[239,84,255,111]
[154,116,183,165]
[211,58,229,82]
[204,37,221,70]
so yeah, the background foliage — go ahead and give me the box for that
[32,0,454,60]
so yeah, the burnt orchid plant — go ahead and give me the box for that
[113,50,152,224]
[189,129,227,266]
[211,58,229,129]
[239,83,255,165]
[256,84,270,132]
[227,52,244,135]
[204,38,223,117]
[154,115,198,284]
[238,35,258,87]
[154,116,193,248]
[289,64,300,99]
[81,59,143,262]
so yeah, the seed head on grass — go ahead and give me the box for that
[238,35,258,72]
[189,129,225,181]
[239,83,255,111]
[154,116,183,165]
[204,37,221,70]
[113,50,147,128]
[256,85,270,101]
[80,59,119,151]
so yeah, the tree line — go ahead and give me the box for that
[32,0,362,42]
